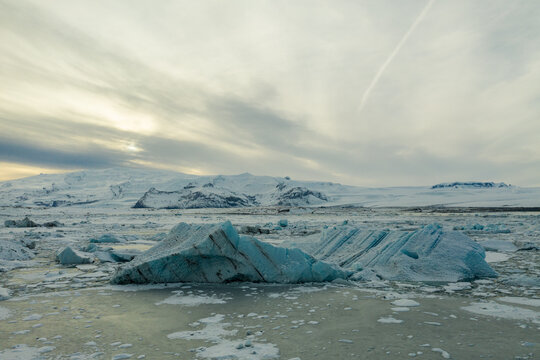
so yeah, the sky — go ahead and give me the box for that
[1,0,540,186]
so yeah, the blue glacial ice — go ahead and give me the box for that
[56,246,93,265]
[307,223,498,282]
[111,221,349,284]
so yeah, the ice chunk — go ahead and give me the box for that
[0,287,11,301]
[43,220,64,228]
[89,234,123,243]
[111,221,349,284]
[0,306,11,320]
[4,216,39,228]
[56,246,93,265]
[309,224,497,282]
[391,299,419,307]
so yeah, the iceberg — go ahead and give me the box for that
[111,221,349,284]
[308,224,497,282]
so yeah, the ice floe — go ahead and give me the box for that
[485,251,511,263]
[461,301,540,323]
[498,297,540,307]
[478,239,517,252]
[167,314,237,341]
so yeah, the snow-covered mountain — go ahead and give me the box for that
[0,167,538,208]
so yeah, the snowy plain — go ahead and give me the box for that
[0,168,539,359]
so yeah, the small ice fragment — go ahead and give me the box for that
[391,307,410,312]
[38,346,55,353]
[391,299,419,307]
[23,313,42,321]
[432,348,450,358]
[377,316,403,324]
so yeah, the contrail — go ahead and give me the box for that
[358,0,435,113]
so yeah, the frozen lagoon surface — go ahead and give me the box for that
[0,174,539,359]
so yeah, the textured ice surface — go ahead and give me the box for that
[0,240,34,261]
[111,221,349,284]
[307,224,497,282]
[0,240,35,272]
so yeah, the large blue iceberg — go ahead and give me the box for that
[111,221,349,284]
[307,224,498,282]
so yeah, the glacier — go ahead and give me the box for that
[302,223,498,282]
[111,221,349,284]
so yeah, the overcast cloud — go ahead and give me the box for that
[1,0,539,186]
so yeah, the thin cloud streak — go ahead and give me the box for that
[358,0,435,113]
